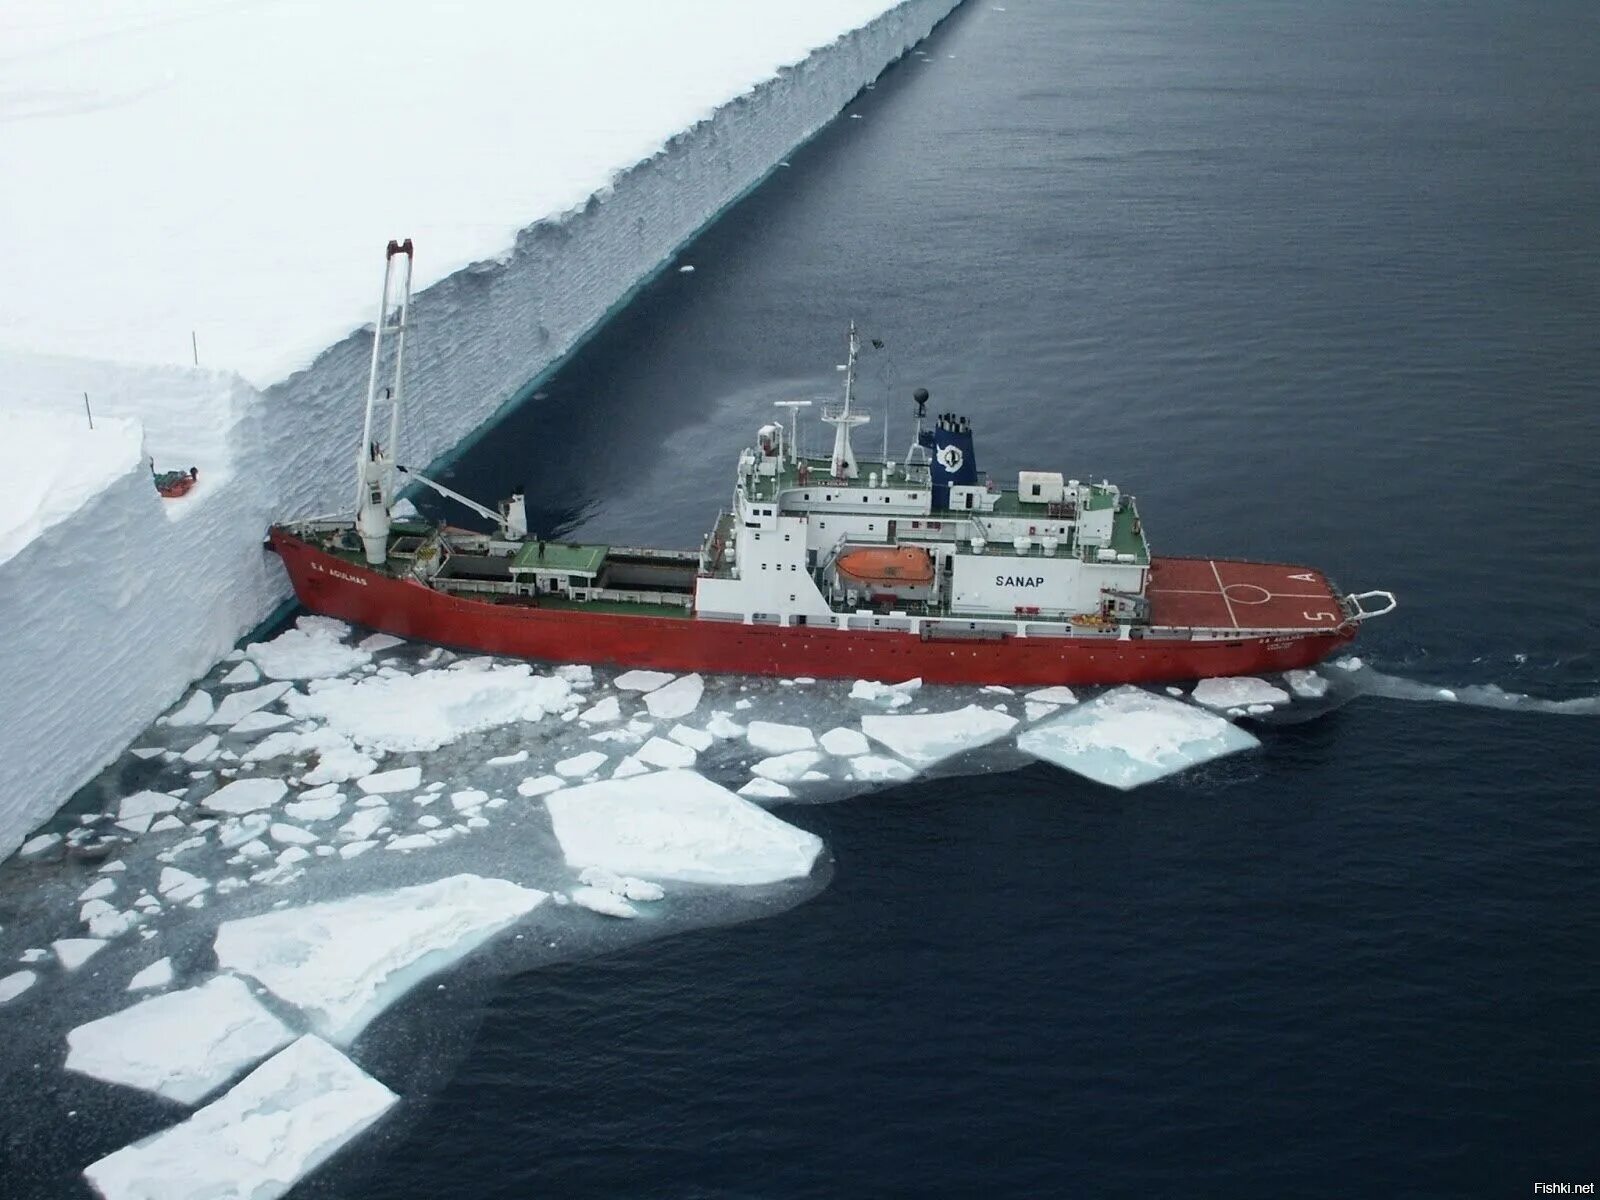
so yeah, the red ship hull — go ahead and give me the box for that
[270,529,1358,687]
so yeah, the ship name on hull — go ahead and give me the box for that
[309,560,369,587]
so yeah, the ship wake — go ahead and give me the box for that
[1327,656,1600,716]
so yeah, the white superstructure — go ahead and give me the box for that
[693,332,1152,631]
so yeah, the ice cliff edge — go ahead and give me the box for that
[0,0,963,858]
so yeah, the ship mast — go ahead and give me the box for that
[354,238,414,566]
[822,321,870,479]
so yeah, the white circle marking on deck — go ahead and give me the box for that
[1222,583,1273,605]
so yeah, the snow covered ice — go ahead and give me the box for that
[1191,676,1291,710]
[0,970,37,1003]
[644,673,704,719]
[1284,669,1330,699]
[82,1035,397,1200]
[748,721,817,753]
[203,778,288,815]
[861,704,1019,768]
[546,770,823,885]
[66,975,294,1103]
[1018,686,1261,790]
[0,0,961,861]
[286,663,572,753]
[246,620,372,680]
[214,875,546,1043]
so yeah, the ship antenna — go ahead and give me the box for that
[843,319,858,417]
[773,399,812,465]
[822,320,871,479]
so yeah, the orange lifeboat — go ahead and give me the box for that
[835,545,935,590]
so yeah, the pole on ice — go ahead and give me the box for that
[84,392,93,430]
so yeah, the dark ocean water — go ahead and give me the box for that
[334,2,1600,1197]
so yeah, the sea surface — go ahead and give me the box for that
[347,4,1600,1196]
[28,1,1600,1196]
[362,2,1600,1196]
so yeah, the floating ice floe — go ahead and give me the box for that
[751,751,824,783]
[0,970,37,1003]
[669,724,714,752]
[739,778,793,799]
[269,823,318,847]
[165,690,215,726]
[228,710,296,736]
[286,663,570,752]
[578,866,664,902]
[214,874,546,1043]
[54,937,106,970]
[181,734,221,764]
[818,727,870,757]
[159,867,209,902]
[849,677,922,708]
[1018,686,1260,790]
[546,769,822,885]
[555,750,608,778]
[128,957,174,991]
[1025,686,1077,705]
[449,790,488,813]
[357,632,406,653]
[1191,676,1291,710]
[219,659,262,687]
[79,877,117,902]
[337,807,388,843]
[578,696,621,725]
[644,673,704,719]
[747,721,815,754]
[205,777,289,815]
[484,749,529,765]
[284,793,344,823]
[356,766,421,795]
[635,736,695,769]
[1284,669,1330,698]
[1025,702,1058,722]
[117,791,181,822]
[516,774,564,798]
[83,1035,398,1200]
[18,831,62,859]
[615,669,674,692]
[846,755,916,783]
[208,681,293,727]
[570,887,637,918]
[247,618,372,680]
[66,975,294,1103]
[705,712,745,739]
[861,704,1019,768]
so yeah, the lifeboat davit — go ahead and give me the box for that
[834,545,935,590]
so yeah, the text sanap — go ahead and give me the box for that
[996,575,1045,587]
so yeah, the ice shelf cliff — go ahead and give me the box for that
[0,0,962,858]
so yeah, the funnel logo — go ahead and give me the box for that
[937,445,965,473]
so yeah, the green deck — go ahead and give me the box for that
[509,541,608,576]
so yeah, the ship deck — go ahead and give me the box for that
[1147,557,1347,632]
